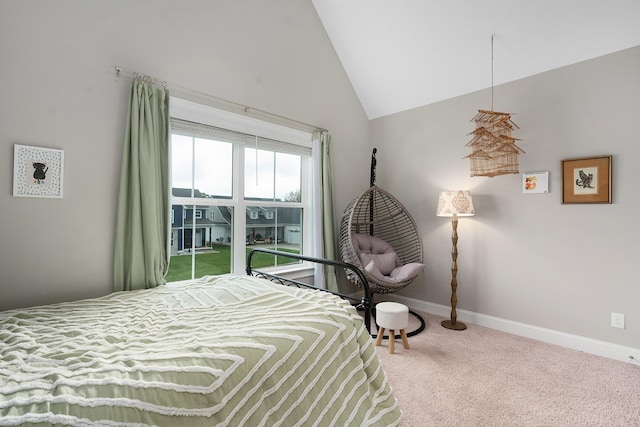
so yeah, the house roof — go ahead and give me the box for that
[311,0,640,119]
[172,188,207,198]
[174,205,301,229]
[172,188,301,227]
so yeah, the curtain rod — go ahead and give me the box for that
[115,66,327,133]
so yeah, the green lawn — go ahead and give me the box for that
[165,246,299,282]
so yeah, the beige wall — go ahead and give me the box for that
[0,0,369,310]
[370,46,640,349]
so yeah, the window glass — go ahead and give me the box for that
[171,134,193,196]
[166,105,311,282]
[246,206,302,268]
[194,138,232,198]
[276,153,302,203]
[167,204,233,282]
[245,149,301,202]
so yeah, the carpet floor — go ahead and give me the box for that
[373,311,640,427]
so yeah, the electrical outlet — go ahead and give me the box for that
[611,312,625,329]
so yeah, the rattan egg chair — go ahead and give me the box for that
[339,149,425,336]
[339,186,424,293]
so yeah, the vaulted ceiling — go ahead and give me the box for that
[312,0,640,119]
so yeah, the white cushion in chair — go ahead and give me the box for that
[359,252,398,275]
[353,234,396,256]
[365,260,424,284]
[355,233,424,284]
[390,262,424,282]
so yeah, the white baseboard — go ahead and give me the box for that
[389,294,640,365]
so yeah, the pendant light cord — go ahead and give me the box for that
[491,34,494,112]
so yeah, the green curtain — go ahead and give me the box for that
[315,131,339,292]
[113,79,170,291]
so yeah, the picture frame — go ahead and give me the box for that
[13,144,64,198]
[561,155,611,204]
[522,171,549,194]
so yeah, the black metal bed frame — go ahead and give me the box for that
[246,248,373,333]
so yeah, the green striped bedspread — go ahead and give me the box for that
[1,275,401,426]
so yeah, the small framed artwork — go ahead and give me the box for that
[13,144,64,198]
[561,155,611,204]
[522,171,549,194]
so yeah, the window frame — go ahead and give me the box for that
[169,97,314,277]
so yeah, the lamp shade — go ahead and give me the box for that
[436,190,475,217]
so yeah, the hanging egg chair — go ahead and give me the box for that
[339,186,424,293]
[339,148,425,335]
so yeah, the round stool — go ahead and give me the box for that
[375,302,410,354]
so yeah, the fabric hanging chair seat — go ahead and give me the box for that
[339,185,424,294]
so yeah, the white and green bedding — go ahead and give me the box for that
[0,275,401,426]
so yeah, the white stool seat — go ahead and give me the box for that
[375,302,410,354]
[376,302,409,330]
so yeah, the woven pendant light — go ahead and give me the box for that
[465,36,524,177]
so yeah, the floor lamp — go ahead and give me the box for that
[436,190,475,331]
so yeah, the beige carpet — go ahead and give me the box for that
[373,311,640,427]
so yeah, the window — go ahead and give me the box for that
[166,98,313,282]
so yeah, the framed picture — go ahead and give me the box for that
[13,144,64,198]
[522,171,549,194]
[561,155,611,204]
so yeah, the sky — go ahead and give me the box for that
[171,135,301,200]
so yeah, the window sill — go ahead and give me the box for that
[252,262,315,281]
[165,263,314,287]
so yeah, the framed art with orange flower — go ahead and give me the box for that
[561,155,611,204]
[522,171,549,194]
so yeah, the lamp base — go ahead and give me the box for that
[441,319,467,331]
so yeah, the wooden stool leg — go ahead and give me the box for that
[389,329,395,354]
[400,329,410,349]
[375,327,385,347]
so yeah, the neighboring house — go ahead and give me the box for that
[171,188,302,254]
[171,188,231,254]
[245,204,302,246]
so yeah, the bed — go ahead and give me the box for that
[0,249,401,426]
